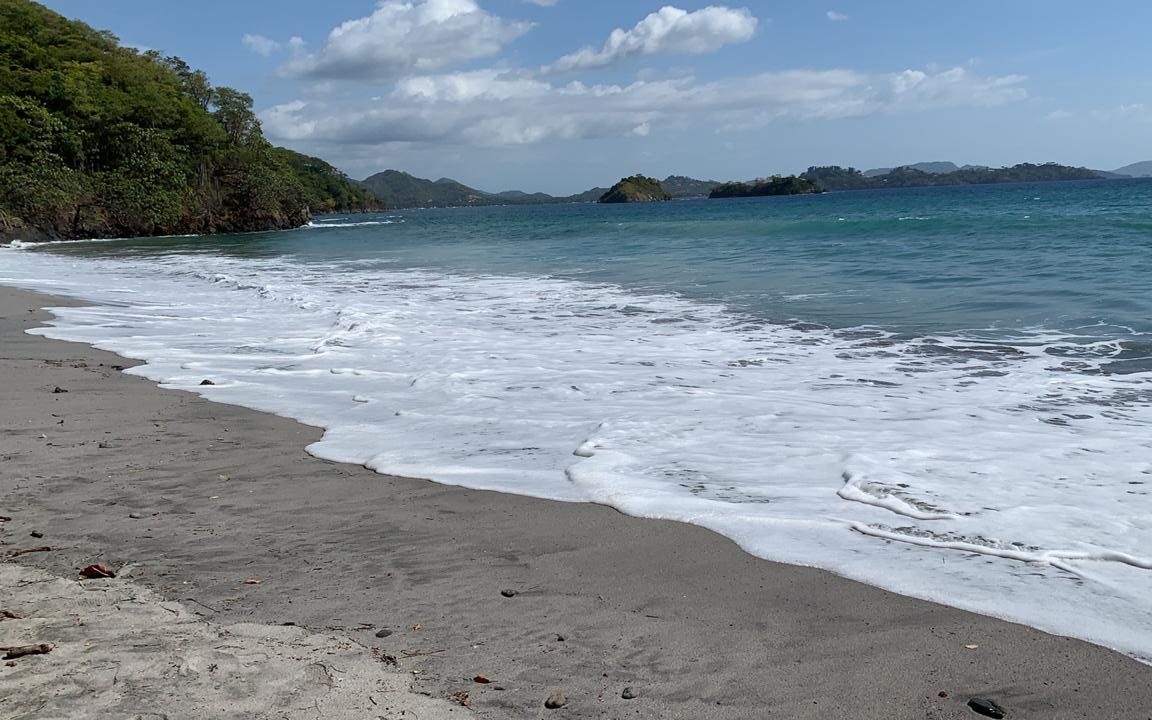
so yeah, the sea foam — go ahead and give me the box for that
[3,246,1152,662]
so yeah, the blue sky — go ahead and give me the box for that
[42,0,1152,194]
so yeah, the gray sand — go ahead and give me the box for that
[2,285,1151,719]
[0,563,469,720]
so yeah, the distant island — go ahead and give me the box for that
[357,159,1144,211]
[0,0,382,244]
[802,162,1106,191]
[709,176,822,198]
[598,175,672,203]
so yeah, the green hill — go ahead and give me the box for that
[269,148,383,215]
[709,176,822,198]
[863,161,961,177]
[360,169,608,208]
[802,162,1105,191]
[598,175,672,203]
[1112,161,1152,177]
[0,0,381,243]
[662,175,720,198]
[360,170,491,209]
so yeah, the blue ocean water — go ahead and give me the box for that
[4,178,1152,659]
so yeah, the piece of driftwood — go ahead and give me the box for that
[5,546,58,558]
[3,643,53,660]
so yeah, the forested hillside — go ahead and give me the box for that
[802,162,1105,191]
[0,0,381,242]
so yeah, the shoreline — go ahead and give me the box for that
[3,285,1152,719]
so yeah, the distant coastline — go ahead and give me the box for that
[356,161,1133,210]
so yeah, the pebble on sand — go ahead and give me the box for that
[500,589,517,598]
[544,691,567,709]
[967,697,1006,718]
[375,628,393,638]
[621,687,638,700]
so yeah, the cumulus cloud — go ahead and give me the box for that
[242,34,305,57]
[242,34,282,57]
[546,5,757,73]
[523,0,557,5]
[826,10,848,21]
[283,0,532,81]
[261,66,1028,147]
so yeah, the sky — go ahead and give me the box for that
[41,0,1152,194]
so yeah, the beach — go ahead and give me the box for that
[2,285,1152,719]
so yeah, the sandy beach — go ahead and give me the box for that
[2,285,1152,719]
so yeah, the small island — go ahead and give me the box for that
[708,175,822,199]
[598,175,673,203]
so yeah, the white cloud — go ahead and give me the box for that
[1044,109,1072,121]
[262,66,1028,147]
[826,10,848,21]
[242,33,305,57]
[282,0,532,81]
[885,68,1027,110]
[242,33,282,57]
[546,5,758,73]
[1105,104,1150,121]
[523,0,557,5]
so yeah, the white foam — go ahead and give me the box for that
[306,219,403,229]
[3,246,1152,663]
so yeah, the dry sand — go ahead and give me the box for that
[0,563,469,720]
[2,285,1152,719]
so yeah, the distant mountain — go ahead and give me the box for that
[1112,161,1152,177]
[662,175,721,198]
[360,169,691,208]
[360,170,489,208]
[804,162,1106,192]
[863,161,961,177]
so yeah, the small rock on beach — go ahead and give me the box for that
[967,697,1006,718]
[544,690,567,709]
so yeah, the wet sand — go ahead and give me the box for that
[3,285,1151,719]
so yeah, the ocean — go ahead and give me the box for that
[3,178,1152,660]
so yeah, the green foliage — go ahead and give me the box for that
[598,175,672,203]
[273,148,381,213]
[709,176,822,199]
[799,166,875,191]
[0,0,382,242]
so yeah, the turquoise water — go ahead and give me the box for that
[64,178,1152,337]
[5,178,1152,659]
